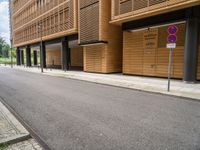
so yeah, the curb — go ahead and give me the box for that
[0,97,51,150]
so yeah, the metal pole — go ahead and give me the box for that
[39,24,43,73]
[11,47,13,68]
[168,48,173,92]
[40,39,43,73]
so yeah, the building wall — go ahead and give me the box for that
[46,49,61,67]
[12,0,78,47]
[123,23,185,78]
[198,38,200,80]
[79,0,100,44]
[111,0,200,25]
[84,45,106,73]
[71,47,83,67]
[80,0,122,73]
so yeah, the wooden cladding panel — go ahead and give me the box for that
[112,0,200,20]
[123,31,144,75]
[80,1,99,43]
[46,49,61,66]
[143,29,158,76]
[134,0,148,11]
[80,0,99,8]
[84,45,106,73]
[158,24,185,47]
[82,0,122,74]
[123,23,185,79]
[13,0,77,47]
[120,0,132,14]
[71,47,83,67]
[156,47,184,78]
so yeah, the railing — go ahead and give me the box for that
[112,0,197,20]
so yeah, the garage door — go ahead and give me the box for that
[123,23,185,79]
[84,45,106,73]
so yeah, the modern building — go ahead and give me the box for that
[10,0,200,82]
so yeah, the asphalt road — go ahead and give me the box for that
[0,67,200,150]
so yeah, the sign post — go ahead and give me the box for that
[167,25,178,92]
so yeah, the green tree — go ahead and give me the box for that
[0,37,11,58]
[0,37,6,58]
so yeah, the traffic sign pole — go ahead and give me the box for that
[168,48,173,92]
[166,25,178,92]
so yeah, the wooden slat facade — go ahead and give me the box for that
[71,47,83,67]
[46,49,61,68]
[84,45,106,73]
[12,0,78,47]
[111,0,200,24]
[80,0,122,73]
[123,23,185,78]
[79,0,100,43]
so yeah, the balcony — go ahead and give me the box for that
[111,0,200,24]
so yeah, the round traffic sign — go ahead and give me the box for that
[167,35,177,43]
[168,25,178,35]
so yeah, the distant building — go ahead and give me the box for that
[10,0,200,82]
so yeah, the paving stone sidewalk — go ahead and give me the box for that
[0,100,43,150]
[5,66,200,100]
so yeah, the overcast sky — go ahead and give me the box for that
[0,0,10,44]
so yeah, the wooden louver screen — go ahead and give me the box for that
[118,0,168,15]
[80,0,100,44]
[149,0,167,6]
[80,0,99,9]
[13,0,75,46]
[120,0,132,14]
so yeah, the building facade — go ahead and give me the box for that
[10,0,200,82]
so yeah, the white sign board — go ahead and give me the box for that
[167,43,176,49]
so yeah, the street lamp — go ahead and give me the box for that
[38,23,43,73]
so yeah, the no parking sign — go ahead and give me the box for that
[167,25,178,48]
[166,25,178,92]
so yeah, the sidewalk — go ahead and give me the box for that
[3,65,200,100]
[0,100,43,150]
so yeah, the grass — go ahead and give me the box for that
[0,144,8,150]
[0,58,16,65]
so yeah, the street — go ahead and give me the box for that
[0,67,200,150]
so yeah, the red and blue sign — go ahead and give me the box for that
[167,25,178,43]
[167,35,177,43]
[167,25,178,35]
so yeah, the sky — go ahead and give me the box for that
[0,0,10,44]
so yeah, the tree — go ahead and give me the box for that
[0,37,6,58]
[0,36,10,58]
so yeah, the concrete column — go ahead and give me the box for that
[26,46,31,67]
[40,42,46,68]
[16,48,21,66]
[183,9,200,82]
[33,50,38,66]
[20,50,24,65]
[61,38,69,71]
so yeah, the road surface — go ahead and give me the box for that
[0,67,200,150]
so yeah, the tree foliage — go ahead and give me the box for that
[0,36,11,58]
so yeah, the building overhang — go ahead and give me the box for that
[79,41,108,46]
[110,0,200,26]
